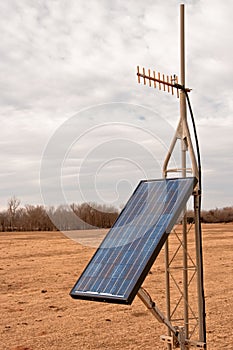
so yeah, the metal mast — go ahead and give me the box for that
[136,4,206,349]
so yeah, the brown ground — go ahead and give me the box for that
[1,223,232,350]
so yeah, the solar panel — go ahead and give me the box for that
[70,177,197,304]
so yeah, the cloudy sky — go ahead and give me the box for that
[1,0,233,211]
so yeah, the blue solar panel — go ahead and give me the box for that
[70,177,197,304]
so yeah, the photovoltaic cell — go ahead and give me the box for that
[70,177,197,304]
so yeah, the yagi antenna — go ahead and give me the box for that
[137,66,192,99]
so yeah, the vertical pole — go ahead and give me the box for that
[194,195,206,343]
[180,4,189,341]
[165,240,172,350]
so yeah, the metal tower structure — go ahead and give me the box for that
[136,4,206,349]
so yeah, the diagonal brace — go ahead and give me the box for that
[137,287,178,337]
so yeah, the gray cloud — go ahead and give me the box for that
[0,0,232,209]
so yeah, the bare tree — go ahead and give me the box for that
[7,196,20,231]
[0,211,8,232]
[25,205,52,231]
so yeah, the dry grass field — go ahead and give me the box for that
[1,223,233,350]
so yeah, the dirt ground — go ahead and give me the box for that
[1,223,232,350]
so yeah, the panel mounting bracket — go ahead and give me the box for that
[161,333,206,349]
[138,288,206,349]
[137,287,178,340]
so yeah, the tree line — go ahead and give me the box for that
[187,206,233,224]
[0,196,119,232]
[0,196,233,232]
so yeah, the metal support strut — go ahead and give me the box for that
[137,287,206,349]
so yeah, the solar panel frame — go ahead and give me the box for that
[70,177,197,304]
